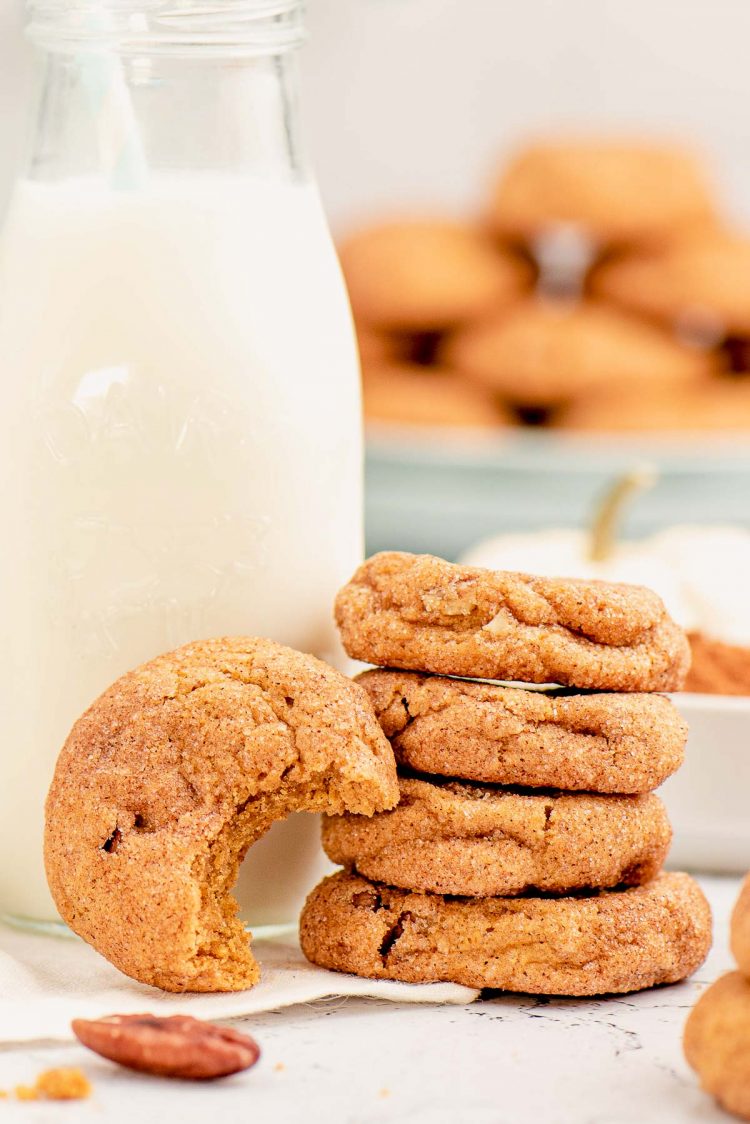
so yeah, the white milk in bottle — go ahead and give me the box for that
[0,3,358,925]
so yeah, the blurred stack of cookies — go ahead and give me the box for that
[300,551,712,996]
[342,138,750,432]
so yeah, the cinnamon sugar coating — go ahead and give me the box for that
[322,776,671,896]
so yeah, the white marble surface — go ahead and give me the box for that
[0,876,737,1124]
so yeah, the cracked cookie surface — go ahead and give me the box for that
[322,775,671,896]
[300,870,711,995]
[358,669,686,792]
[684,971,750,1121]
[335,552,690,691]
[44,637,398,993]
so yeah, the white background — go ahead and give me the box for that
[2,0,750,230]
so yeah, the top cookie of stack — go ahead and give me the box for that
[334,550,690,692]
[300,552,711,997]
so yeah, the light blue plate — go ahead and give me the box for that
[365,425,750,560]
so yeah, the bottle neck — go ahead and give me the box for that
[26,2,306,59]
[23,2,308,187]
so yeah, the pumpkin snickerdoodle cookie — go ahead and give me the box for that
[440,299,713,410]
[300,870,711,996]
[590,233,750,335]
[362,363,510,430]
[339,219,533,333]
[357,670,687,793]
[560,379,750,433]
[335,552,690,691]
[488,140,714,248]
[44,637,398,993]
[684,971,750,1121]
[730,873,750,977]
[322,776,671,897]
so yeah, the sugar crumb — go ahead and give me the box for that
[12,1068,91,1102]
[14,1085,38,1101]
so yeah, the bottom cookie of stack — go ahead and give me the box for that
[301,869,711,997]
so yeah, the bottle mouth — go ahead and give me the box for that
[26,0,306,56]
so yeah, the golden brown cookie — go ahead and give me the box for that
[355,324,402,368]
[489,140,714,247]
[322,776,671,897]
[335,552,691,692]
[590,234,750,335]
[362,363,510,430]
[440,299,713,409]
[356,670,687,793]
[730,873,750,976]
[559,379,750,432]
[686,633,750,696]
[684,972,750,1121]
[300,870,711,996]
[338,220,533,332]
[44,638,398,993]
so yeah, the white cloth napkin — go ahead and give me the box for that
[0,923,478,1042]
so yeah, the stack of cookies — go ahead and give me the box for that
[300,552,713,996]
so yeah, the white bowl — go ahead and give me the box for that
[663,693,750,873]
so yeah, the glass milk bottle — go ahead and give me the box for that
[0,0,360,927]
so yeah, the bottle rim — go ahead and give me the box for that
[26,0,306,57]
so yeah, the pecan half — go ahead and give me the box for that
[71,1014,260,1080]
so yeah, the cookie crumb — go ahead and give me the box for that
[34,1068,92,1101]
[14,1085,38,1101]
[379,1087,391,1098]
[13,1069,91,1102]
[274,1062,286,1072]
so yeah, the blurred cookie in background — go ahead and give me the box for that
[362,362,509,430]
[354,322,404,367]
[440,299,714,412]
[339,219,534,333]
[488,139,715,252]
[559,378,750,432]
[590,233,750,355]
[341,135,748,436]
